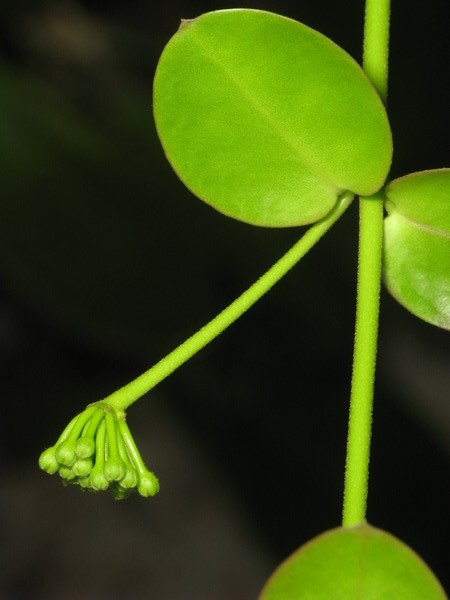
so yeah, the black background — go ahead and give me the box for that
[1,1,449,598]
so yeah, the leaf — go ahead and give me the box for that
[383,169,450,330]
[153,9,392,227]
[258,524,447,599]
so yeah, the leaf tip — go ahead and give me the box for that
[179,18,195,31]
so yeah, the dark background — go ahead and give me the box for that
[1,1,449,598]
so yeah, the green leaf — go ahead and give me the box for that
[153,9,392,227]
[258,524,447,599]
[383,169,450,330]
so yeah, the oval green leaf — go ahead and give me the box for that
[383,169,450,330]
[259,524,447,599]
[153,9,392,227]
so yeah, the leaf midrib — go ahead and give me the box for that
[392,209,450,240]
[188,24,339,193]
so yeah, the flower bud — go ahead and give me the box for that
[55,441,76,467]
[39,402,159,499]
[75,437,95,459]
[72,458,93,478]
[137,470,159,497]
[58,465,77,481]
[39,447,59,474]
[120,467,138,489]
[104,457,126,482]
[78,475,92,489]
[90,468,109,491]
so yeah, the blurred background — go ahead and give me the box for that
[0,0,449,598]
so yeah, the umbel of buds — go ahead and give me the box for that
[39,402,159,499]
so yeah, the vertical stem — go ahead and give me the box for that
[342,0,390,527]
[342,194,384,526]
[362,0,390,102]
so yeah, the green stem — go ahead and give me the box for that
[342,0,390,527]
[362,0,390,102]
[363,0,391,104]
[106,193,353,412]
[342,194,384,526]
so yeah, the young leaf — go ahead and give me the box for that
[258,524,446,599]
[383,169,450,330]
[153,9,392,227]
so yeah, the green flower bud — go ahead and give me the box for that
[75,436,96,459]
[72,458,93,478]
[137,470,159,497]
[58,465,77,481]
[40,402,159,500]
[90,468,109,491]
[39,447,59,474]
[120,466,138,489]
[104,457,126,482]
[78,475,93,489]
[55,441,76,467]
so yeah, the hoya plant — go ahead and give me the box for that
[39,0,449,596]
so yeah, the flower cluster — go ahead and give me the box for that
[39,402,159,499]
